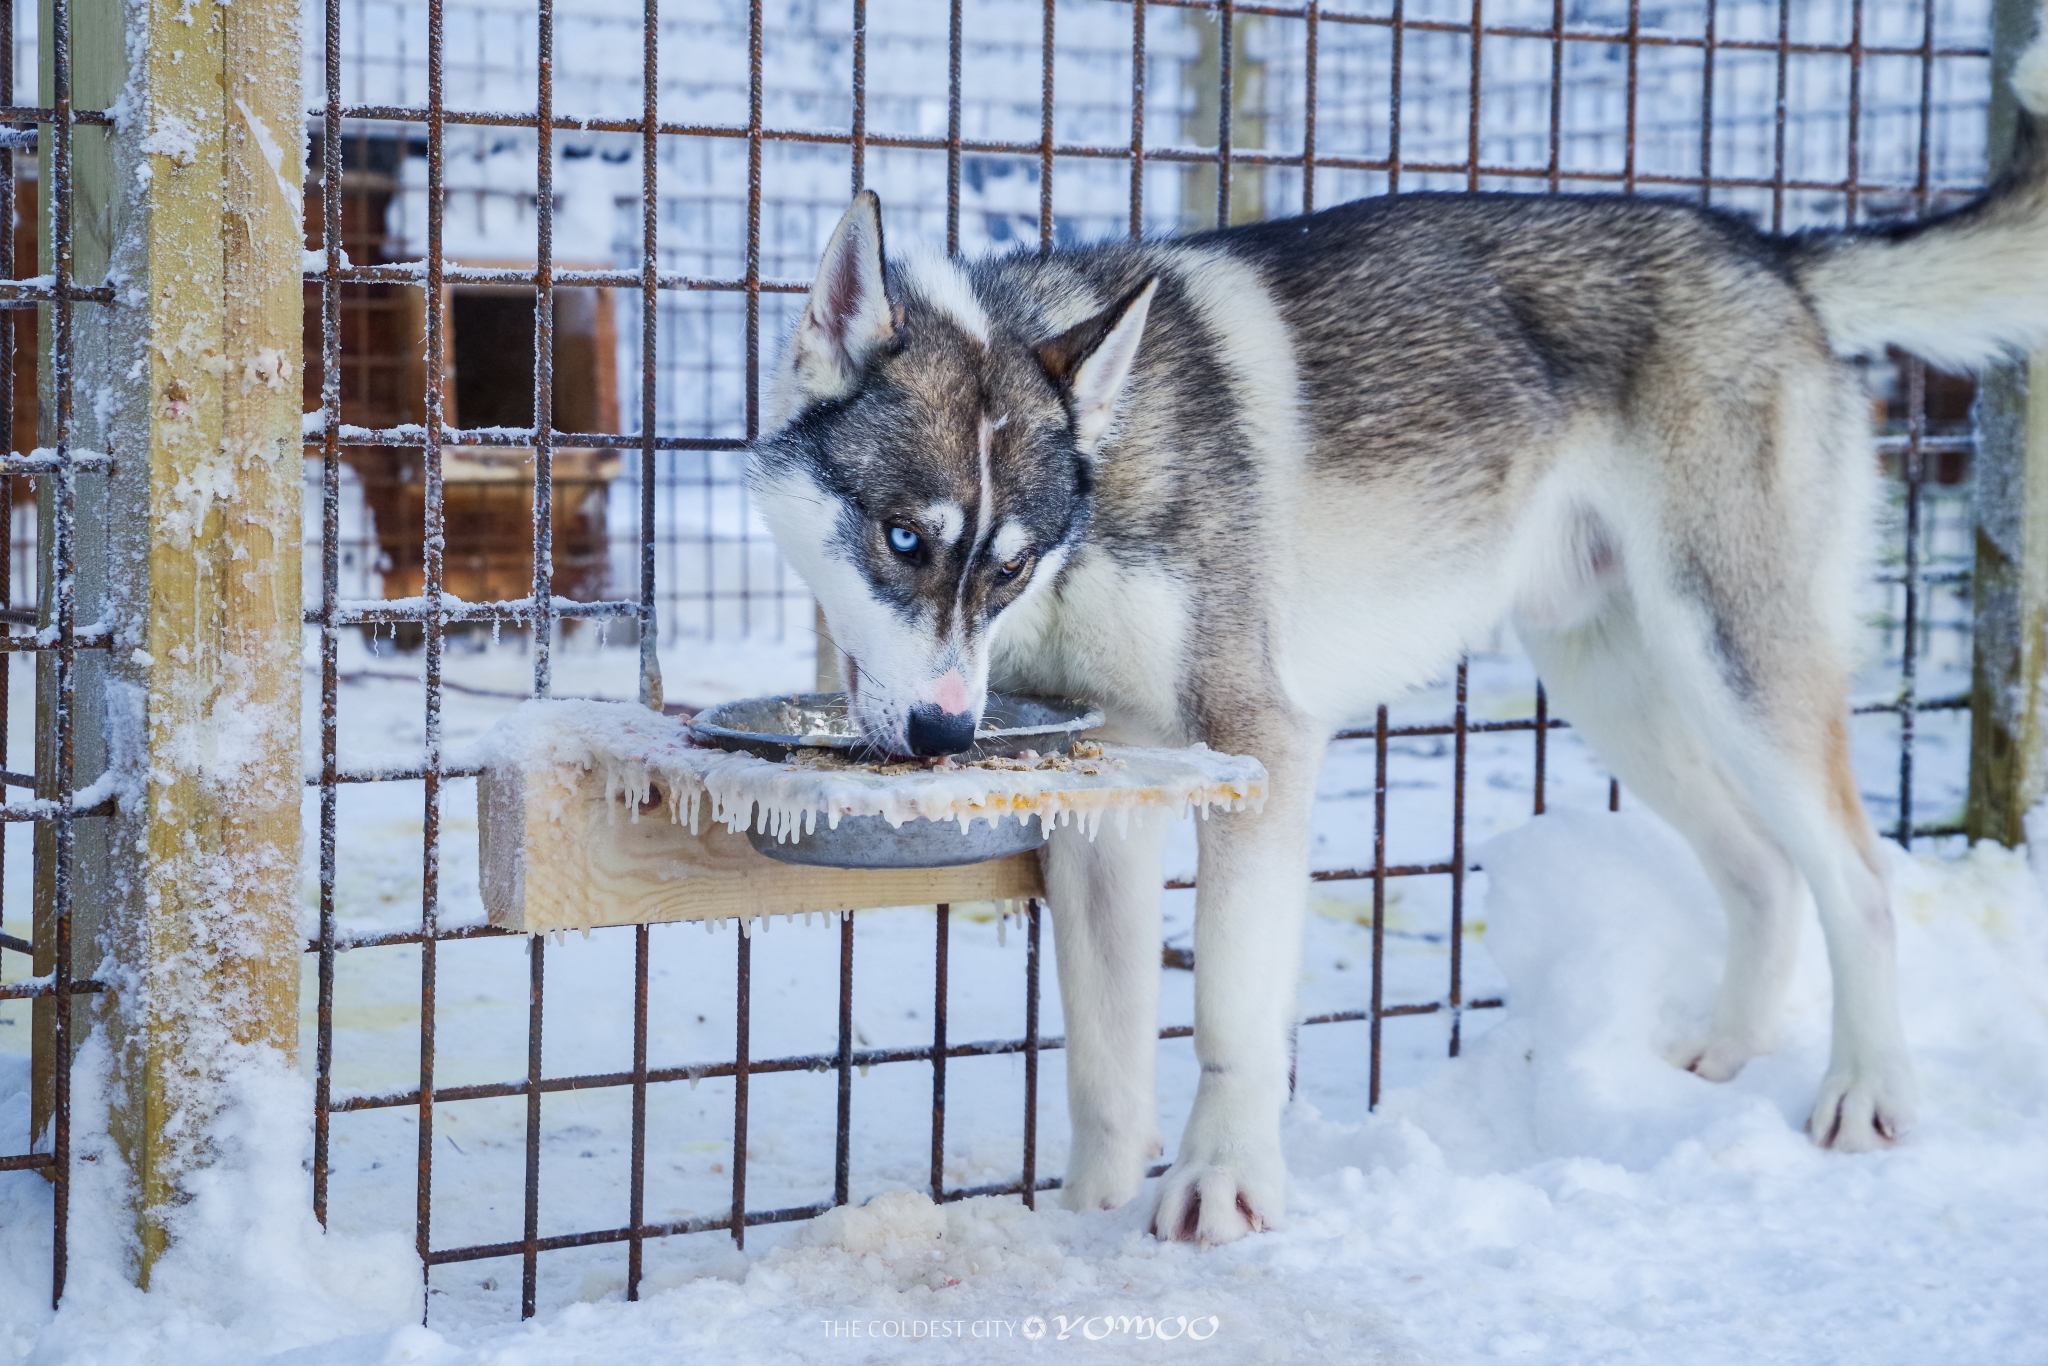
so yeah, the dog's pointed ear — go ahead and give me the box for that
[1035,277,1158,456]
[786,191,895,407]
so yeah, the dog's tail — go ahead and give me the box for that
[1792,7,2048,370]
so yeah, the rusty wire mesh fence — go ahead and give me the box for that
[0,0,1993,1321]
[0,0,115,1310]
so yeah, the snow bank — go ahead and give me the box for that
[0,1038,420,1366]
[1375,810,2048,1175]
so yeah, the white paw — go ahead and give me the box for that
[1148,1095,1285,1245]
[1061,1132,1160,1213]
[1668,1033,1762,1083]
[1807,1058,1918,1152]
[1150,1162,1277,1245]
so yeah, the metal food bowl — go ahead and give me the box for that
[688,691,1103,869]
[743,810,1048,870]
[688,691,1103,763]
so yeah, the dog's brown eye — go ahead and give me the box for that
[1000,556,1027,578]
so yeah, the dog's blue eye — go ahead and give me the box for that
[888,525,920,554]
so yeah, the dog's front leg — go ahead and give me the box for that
[1152,728,1319,1245]
[1043,808,1173,1211]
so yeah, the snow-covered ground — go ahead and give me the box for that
[4,590,2044,1363]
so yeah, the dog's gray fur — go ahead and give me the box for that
[749,14,2048,1244]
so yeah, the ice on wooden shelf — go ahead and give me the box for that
[471,698,1266,843]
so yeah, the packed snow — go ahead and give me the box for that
[3,617,2044,1363]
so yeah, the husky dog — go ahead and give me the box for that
[749,20,2048,1243]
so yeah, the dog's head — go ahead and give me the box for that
[748,192,1155,756]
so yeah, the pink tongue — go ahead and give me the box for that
[934,669,969,715]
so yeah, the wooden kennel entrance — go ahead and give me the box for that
[300,130,622,623]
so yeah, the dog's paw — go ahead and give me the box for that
[1147,1107,1284,1246]
[1147,1072,1287,1244]
[1807,1060,1918,1152]
[1061,1133,1161,1213]
[1149,1159,1281,1246]
[1668,1034,1760,1083]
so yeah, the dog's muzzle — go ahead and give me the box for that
[906,703,978,757]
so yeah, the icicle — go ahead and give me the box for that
[701,916,714,935]
[580,926,590,941]
[996,909,1007,948]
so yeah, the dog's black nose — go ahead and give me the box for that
[906,704,978,756]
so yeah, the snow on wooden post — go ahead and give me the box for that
[29,0,305,1281]
[1969,0,2048,847]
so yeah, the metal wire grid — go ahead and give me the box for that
[280,0,1989,1327]
[295,0,1987,646]
[0,0,122,1308]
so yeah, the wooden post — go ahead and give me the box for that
[31,0,304,1280]
[1179,9,1266,232]
[1968,0,2048,846]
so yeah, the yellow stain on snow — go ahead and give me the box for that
[1306,890,1486,939]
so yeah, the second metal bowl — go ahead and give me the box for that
[744,811,1047,869]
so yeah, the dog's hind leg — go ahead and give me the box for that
[1521,606,1807,1082]
[1525,486,1915,1149]
[1150,717,1323,1245]
[1042,806,1173,1211]
[1700,683,1913,1149]
[1756,714,1915,1149]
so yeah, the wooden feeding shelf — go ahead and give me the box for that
[481,756,1046,934]
[477,701,1266,935]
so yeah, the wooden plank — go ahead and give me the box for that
[481,761,1043,933]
